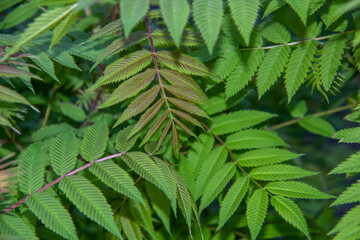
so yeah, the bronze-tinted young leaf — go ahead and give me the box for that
[159,69,203,93]
[156,50,215,77]
[173,118,197,138]
[171,109,202,128]
[129,98,165,139]
[90,49,153,90]
[99,69,156,108]
[0,64,42,80]
[172,122,180,158]
[158,119,172,147]
[93,31,149,68]
[152,29,203,47]
[168,97,210,119]
[114,85,160,127]
[164,84,208,104]
[140,110,169,146]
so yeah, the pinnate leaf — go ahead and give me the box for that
[120,0,150,37]
[249,164,317,181]
[246,189,269,240]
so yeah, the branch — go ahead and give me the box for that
[0,152,126,214]
[267,103,356,131]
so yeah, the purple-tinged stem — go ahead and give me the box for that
[0,152,126,214]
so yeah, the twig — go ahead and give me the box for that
[267,103,356,131]
[0,152,126,214]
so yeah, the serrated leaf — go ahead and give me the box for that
[164,84,208,104]
[250,164,317,180]
[263,0,286,18]
[211,110,276,135]
[326,0,360,27]
[270,195,310,239]
[129,198,156,238]
[331,180,360,206]
[26,191,78,240]
[0,2,38,30]
[237,148,303,167]
[333,127,360,143]
[89,160,145,206]
[84,19,122,44]
[116,126,138,152]
[261,23,291,44]
[2,4,78,61]
[59,175,121,239]
[90,49,153,89]
[199,162,236,213]
[257,45,291,97]
[120,0,149,37]
[171,109,202,128]
[168,97,210,119]
[0,64,42,80]
[140,110,169,146]
[298,116,335,137]
[50,11,77,48]
[32,123,72,141]
[285,40,318,101]
[171,121,180,158]
[320,34,347,90]
[50,130,78,175]
[330,152,360,174]
[0,213,38,240]
[81,119,109,162]
[61,103,86,122]
[329,205,360,235]
[290,100,308,118]
[160,0,190,47]
[217,177,249,230]
[211,45,241,81]
[194,146,228,200]
[285,0,309,25]
[246,189,269,240]
[0,85,37,111]
[159,68,203,93]
[265,181,334,199]
[228,0,260,45]
[120,152,169,197]
[18,144,45,194]
[99,68,156,108]
[156,50,215,77]
[120,207,141,240]
[93,31,149,68]
[226,129,287,150]
[113,85,160,127]
[193,0,223,54]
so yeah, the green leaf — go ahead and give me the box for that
[116,126,138,152]
[331,180,360,206]
[225,48,264,98]
[250,164,318,181]
[26,191,78,240]
[263,0,286,18]
[246,189,269,240]
[0,64,42,80]
[32,123,72,141]
[160,0,190,47]
[0,213,38,240]
[285,0,309,25]
[298,116,336,137]
[113,85,160,127]
[237,148,303,167]
[90,49,153,89]
[50,11,77,48]
[265,181,334,199]
[257,45,291,98]
[156,50,215,77]
[211,45,241,81]
[320,34,347,90]
[120,206,142,240]
[330,152,360,174]
[285,41,318,101]
[194,146,228,200]
[2,4,78,61]
[0,85,37,111]
[50,130,78,175]
[0,0,23,13]
[89,160,145,206]
[228,0,260,45]
[199,162,236,213]
[0,2,38,30]
[226,129,287,150]
[120,0,149,37]
[270,195,310,239]
[59,175,121,238]
[217,177,249,230]
[193,0,223,54]
[60,103,86,122]
[334,127,360,143]
[212,110,276,135]
[84,19,122,44]
[81,119,109,162]
[120,152,169,197]
[260,23,291,44]
[129,198,156,238]
[290,100,308,118]
[326,0,360,27]
[329,205,360,236]
[18,144,45,194]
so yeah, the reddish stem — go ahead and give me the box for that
[0,152,126,214]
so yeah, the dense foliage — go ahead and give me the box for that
[1,0,360,239]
